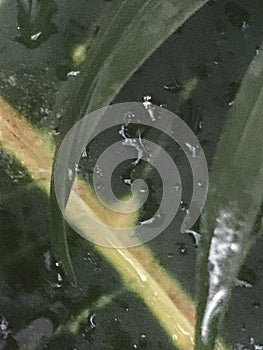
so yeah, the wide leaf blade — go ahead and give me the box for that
[51,0,210,281]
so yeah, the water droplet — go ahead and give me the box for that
[238,266,257,287]
[119,125,146,165]
[249,337,263,350]
[8,75,17,87]
[198,120,203,130]
[143,95,156,121]
[31,31,42,41]
[89,313,96,328]
[68,168,73,181]
[255,46,260,56]
[225,3,250,29]
[174,184,181,192]
[177,242,187,255]
[56,111,62,119]
[75,163,80,173]
[82,149,88,158]
[184,142,199,158]
[252,301,260,309]
[163,81,181,93]
[140,216,156,226]
[124,178,132,185]
[214,56,222,65]
[0,315,9,339]
[241,21,250,32]
[94,165,103,176]
[96,183,105,192]
[180,201,189,212]
[235,279,252,288]
[67,71,80,77]
[124,112,136,124]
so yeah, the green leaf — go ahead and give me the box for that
[16,0,58,49]
[195,45,263,349]
[51,0,210,283]
[50,180,77,286]
[55,0,210,133]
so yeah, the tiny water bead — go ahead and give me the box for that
[30,31,42,41]
[0,315,9,339]
[176,242,187,255]
[7,75,17,87]
[235,337,263,350]
[184,142,200,158]
[143,95,156,121]
[43,255,65,290]
[67,70,81,77]
[94,165,103,176]
[163,81,181,93]
[119,125,146,165]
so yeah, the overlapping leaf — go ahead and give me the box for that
[195,44,263,350]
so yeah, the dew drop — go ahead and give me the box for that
[241,21,250,32]
[235,279,252,288]
[163,81,181,93]
[172,334,178,341]
[124,112,136,124]
[124,178,132,185]
[31,31,42,41]
[252,301,260,309]
[89,313,96,328]
[184,142,200,158]
[180,200,189,212]
[94,165,103,176]
[96,183,105,192]
[67,71,80,77]
[140,216,156,226]
[81,149,88,158]
[174,184,181,192]
[177,242,187,255]
[68,168,73,181]
[0,315,9,339]
[8,75,17,87]
[143,95,156,121]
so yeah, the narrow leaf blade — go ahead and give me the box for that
[195,45,263,349]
